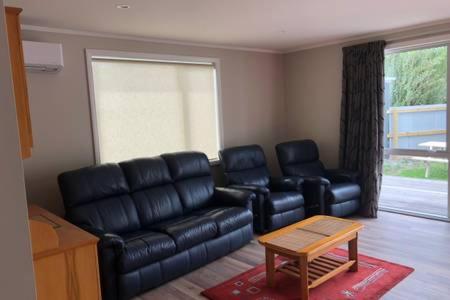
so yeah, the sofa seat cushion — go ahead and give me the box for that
[268,192,304,214]
[118,231,176,273]
[327,183,361,204]
[193,207,253,235]
[152,216,217,251]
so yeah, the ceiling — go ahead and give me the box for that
[5,0,450,52]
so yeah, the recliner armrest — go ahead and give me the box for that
[228,184,270,197]
[79,224,125,252]
[214,187,256,209]
[325,169,359,183]
[301,176,331,187]
[270,176,304,192]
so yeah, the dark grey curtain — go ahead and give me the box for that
[339,40,386,218]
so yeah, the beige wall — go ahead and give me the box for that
[21,30,286,215]
[284,44,343,167]
[0,3,36,298]
[283,22,450,168]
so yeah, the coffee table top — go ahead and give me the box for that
[258,215,363,256]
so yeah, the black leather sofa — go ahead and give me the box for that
[58,152,255,300]
[219,144,305,232]
[275,140,360,217]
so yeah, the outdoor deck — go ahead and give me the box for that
[380,175,448,217]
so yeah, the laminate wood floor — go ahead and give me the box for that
[135,211,450,300]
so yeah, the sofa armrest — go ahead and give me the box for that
[99,233,125,252]
[78,224,123,299]
[228,184,270,197]
[79,224,125,252]
[325,169,359,183]
[214,187,256,209]
[270,176,304,192]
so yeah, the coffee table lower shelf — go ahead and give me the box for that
[277,255,356,289]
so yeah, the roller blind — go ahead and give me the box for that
[91,58,220,163]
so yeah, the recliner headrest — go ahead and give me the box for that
[219,144,267,172]
[161,151,211,180]
[276,140,320,165]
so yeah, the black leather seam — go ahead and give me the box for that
[119,195,135,231]
[172,173,211,182]
[225,163,267,172]
[68,192,132,209]
[95,202,107,232]
[130,182,174,195]
[143,189,156,224]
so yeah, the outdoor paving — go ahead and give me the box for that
[380,175,448,217]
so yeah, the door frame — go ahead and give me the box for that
[380,42,450,222]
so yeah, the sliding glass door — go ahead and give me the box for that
[380,43,450,220]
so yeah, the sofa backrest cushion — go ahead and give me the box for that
[161,152,214,213]
[275,140,325,177]
[120,157,183,226]
[219,144,270,187]
[58,164,140,234]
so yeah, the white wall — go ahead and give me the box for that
[0,2,36,298]
[21,30,286,215]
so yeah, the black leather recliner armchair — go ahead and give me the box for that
[219,144,305,232]
[275,140,361,217]
[58,151,255,300]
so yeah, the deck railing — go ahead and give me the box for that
[385,104,446,149]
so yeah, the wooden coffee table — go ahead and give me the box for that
[258,215,363,300]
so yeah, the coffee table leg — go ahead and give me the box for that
[266,248,275,287]
[300,256,309,300]
[348,233,358,272]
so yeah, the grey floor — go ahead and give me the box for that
[136,211,450,300]
[380,175,448,217]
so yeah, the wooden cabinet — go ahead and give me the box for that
[28,205,102,300]
[5,7,33,158]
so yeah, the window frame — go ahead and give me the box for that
[85,49,224,164]
[382,37,450,221]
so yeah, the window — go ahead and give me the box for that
[86,50,222,163]
[384,45,447,152]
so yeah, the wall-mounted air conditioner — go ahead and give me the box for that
[22,41,64,73]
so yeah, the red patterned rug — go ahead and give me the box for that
[202,248,413,300]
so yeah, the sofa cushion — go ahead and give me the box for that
[118,231,176,273]
[66,195,141,234]
[152,216,217,251]
[161,151,211,181]
[58,164,141,234]
[162,152,215,212]
[131,185,183,226]
[59,163,130,208]
[193,207,253,235]
[326,183,361,204]
[120,158,184,226]
[268,192,304,214]
[120,157,173,191]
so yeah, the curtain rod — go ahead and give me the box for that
[386,28,450,45]
[342,23,450,49]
